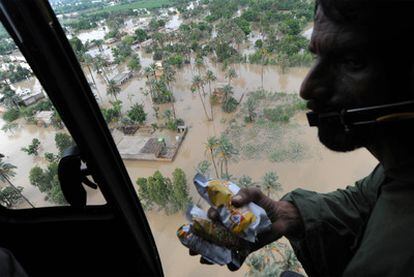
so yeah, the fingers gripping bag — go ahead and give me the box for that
[177,205,246,268]
[193,173,272,243]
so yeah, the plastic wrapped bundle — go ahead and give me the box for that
[193,173,272,243]
[177,205,244,268]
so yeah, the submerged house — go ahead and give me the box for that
[111,71,133,86]
[16,88,45,106]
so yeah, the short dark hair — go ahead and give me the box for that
[316,0,414,31]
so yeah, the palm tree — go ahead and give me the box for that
[0,159,34,208]
[162,63,177,119]
[259,48,269,89]
[82,54,97,87]
[205,70,217,120]
[222,84,234,103]
[0,159,16,181]
[261,171,282,197]
[195,57,205,75]
[238,175,254,188]
[215,135,239,179]
[148,63,158,80]
[1,122,18,134]
[82,54,102,101]
[94,55,110,84]
[225,67,237,86]
[94,39,104,52]
[191,75,211,121]
[107,80,121,101]
[1,85,21,109]
[205,136,219,178]
[144,65,155,81]
[127,54,142,73]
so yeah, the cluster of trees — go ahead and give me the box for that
[149,18,166,31]
[127,103,147,125]
[239,171,283,197]
[0,158,25,208]
[0,64,32,83]
[136,168,191,213]
[201,136,284,197]
[242,0,314,68]
[241,90,306,124]
[1,89,63,133]
[203,135,239,180]
[21,138,41,157]
[52,0,105,15]
[28,133,74,204]
[101,100,122,124]
[0,39,16,55]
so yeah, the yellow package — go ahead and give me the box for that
[206,180,256,235]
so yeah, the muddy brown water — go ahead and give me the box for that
[0,57,378,276]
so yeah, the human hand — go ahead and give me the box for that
[190,187,304,271]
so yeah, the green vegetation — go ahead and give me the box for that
[215,135,239,179]
[55,133,75,156]
[136,168,191,213]
[238,175,254,188]
[261,171,282,197]
[0,84,21,109]
[127,54,142,72]
[225,90,309,163]
[2,109,20,123]
[1,122,19,134]
[21,138,41,157]
[0,186,24,208]
[106,80,121,101]
[221,85,239,113]
[196,160,211,176]
[112,41,133,64]
[27,133,73,205]
[0,64,32,83]
[0,39,16,55]
[20,99,53,123]
[0,158,27,208]
[171,168,191,212]
[102,101,122,124]
[29,162,66,204]
[0,159,17,182]
[268,141,306,163]
[87,0,175,16]
[127,103,147,124]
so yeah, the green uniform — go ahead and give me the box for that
[283,164,414,277]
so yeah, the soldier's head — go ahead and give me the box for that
[301,1,414,152]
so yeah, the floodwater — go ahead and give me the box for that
[165,13,183,31]
[77,26,108,44]
[0,17,380,276]
[0,54,379,275]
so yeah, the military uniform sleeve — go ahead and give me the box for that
[281,164,386,277]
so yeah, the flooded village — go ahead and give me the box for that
[0,0,378,276]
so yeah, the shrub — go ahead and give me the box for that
[222,97,239,113]
[2,108,20,122]
[127,104,147,124]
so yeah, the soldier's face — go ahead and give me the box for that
[300,6,398,152]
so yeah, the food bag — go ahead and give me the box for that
[193,173,271,242]
[177,205,243,268]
